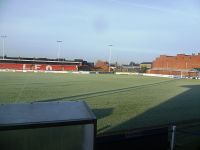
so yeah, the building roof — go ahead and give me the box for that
[0,101,96,129]
[140,62,152,64]
[0,59,82,65]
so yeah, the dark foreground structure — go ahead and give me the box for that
[1,101,200,150]
[0,101,96,150]
[96,127,168,150]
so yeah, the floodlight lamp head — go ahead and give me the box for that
[1,35,7,38]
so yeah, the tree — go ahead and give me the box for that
[95,60,109,71]
[129,61,136,66]
[140,66,148,73]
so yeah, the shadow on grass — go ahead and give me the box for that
[38,79,176,102]
[92,108,114,120]
[92,108,114,133]
[106,84,200,134]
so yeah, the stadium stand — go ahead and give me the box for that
[0,57,81,71]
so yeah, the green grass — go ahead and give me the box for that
[0,72,200,134]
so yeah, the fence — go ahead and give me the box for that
[96,119,200,150]
[170,120,200,150]
[96,127,169,150]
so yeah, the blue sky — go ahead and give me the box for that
[0,0,200,63]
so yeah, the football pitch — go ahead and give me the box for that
[0,72,200,134]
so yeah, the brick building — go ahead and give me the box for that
[148,53,200,77]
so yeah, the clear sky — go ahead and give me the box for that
[0,0,200,63]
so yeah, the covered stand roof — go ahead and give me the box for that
[0,101,96,130]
